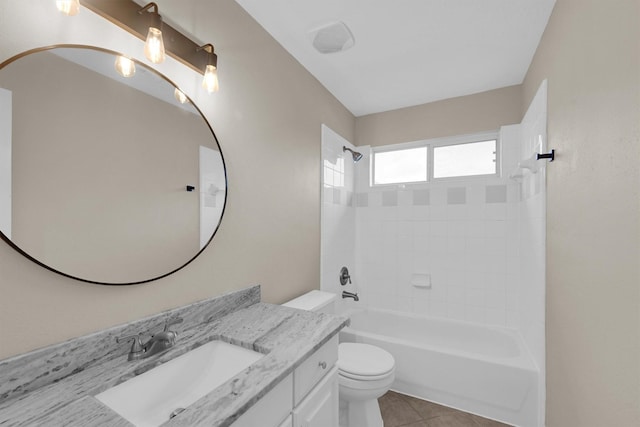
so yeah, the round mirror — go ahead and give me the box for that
[0,46,227,285]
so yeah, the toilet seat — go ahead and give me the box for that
[337,343,395,381]
[339,369,394,381]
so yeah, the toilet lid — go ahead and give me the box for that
[337,343,395,378]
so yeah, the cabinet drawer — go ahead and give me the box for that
[231,373,293,427]
[293,335,338,405]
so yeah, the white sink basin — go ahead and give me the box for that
[96,340,264,427]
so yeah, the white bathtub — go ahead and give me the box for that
[339,307,540,427]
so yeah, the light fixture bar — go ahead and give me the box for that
[80,0,207,75]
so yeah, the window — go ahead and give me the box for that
[433,139,497,178]
[371,133,498,186]
[373,147,427,185]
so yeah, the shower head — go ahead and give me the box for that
[343,146,363,162]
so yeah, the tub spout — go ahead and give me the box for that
[342,291,359,301]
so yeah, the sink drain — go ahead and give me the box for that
[169,407,186,419]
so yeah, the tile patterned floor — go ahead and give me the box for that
[379,391,513,427]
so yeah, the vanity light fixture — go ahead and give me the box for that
[114,55,136,77]
[198,44,219,93]
[62,0,220,93]
[174,88,189,104]
[138,2,165,64]
[56,0,80,16]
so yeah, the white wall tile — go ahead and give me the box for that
[368,191,382,207]
[466,306,486,324]
[447,303,466,321]
[430,205,448,221]
[430,186,447,205]
[398,190,412,206]
[447,187,467,204]
[412,189,430,205]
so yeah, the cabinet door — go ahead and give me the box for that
[293,367,338,427]
[231,374,293,427]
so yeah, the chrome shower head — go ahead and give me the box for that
[343,146,363,162]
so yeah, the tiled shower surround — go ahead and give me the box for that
[322,83,546,337]
[354,174,520,327]
[322,81,547,424]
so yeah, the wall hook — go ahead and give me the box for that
[536,149,555,162]
[186,185,195,192]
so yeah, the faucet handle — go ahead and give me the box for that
[340,266,352,286]
[163,317,183,332]
[117,333,144,354]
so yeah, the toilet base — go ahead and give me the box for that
[339,397,383,427]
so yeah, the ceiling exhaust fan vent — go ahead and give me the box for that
[308,21,355,54]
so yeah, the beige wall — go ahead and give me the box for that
[0,0,354,359]
[523,0,640,425]
[355,85,522,147]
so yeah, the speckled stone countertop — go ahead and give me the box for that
[0,287,348,427]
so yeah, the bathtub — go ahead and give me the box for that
[339,307,539,427]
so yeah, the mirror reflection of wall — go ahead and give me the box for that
[0,47,226,284]
[199,146,225,250]
[0,88,10,240]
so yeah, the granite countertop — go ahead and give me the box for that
[0,302,348,427]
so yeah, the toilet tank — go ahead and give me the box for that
[282,290,337,314]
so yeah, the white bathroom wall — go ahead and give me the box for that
[353,129,522,327]
[518,80,547,424]
[321,125,358,297]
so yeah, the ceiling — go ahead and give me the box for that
[233,0,556,116]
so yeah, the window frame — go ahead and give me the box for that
[371,131,500,187]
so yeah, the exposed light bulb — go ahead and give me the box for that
[174,88,189,104]
[56,0,80,16]
[114,56,136,78]
[144,27,165,64]
[202,65,219,93]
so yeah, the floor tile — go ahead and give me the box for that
[394,421,430,427]
[466,413,512,427]
[378,391,513,427]
[401,394,458,420]
[378,391,422,427]
[423,413,478,427]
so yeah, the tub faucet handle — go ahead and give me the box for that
[340,266,352,286]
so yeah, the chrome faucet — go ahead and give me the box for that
[342,290,359,301]
[117,317,183,361]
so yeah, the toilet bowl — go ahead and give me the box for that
[283,291,395,427]
[338,342,395,427]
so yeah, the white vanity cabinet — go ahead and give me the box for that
[231,335,339,427]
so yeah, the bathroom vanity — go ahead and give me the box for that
[232,335,339,427]
[0,286,347,427]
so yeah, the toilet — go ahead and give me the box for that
[283,290,395,427]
